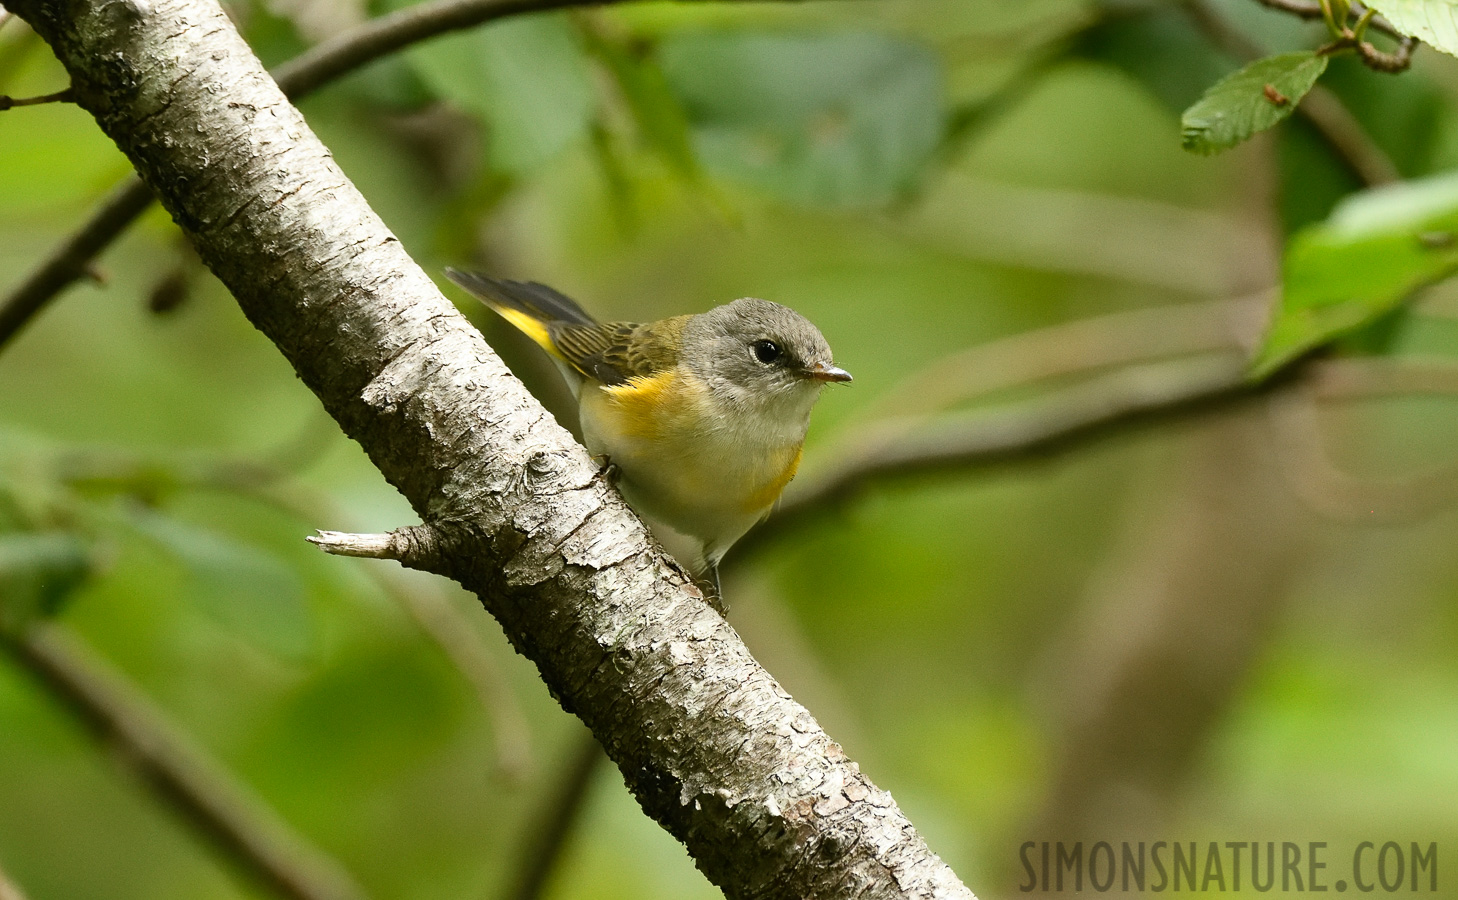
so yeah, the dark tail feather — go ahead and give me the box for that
[443,268,598,326]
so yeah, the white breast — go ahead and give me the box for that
[577,374,817,572]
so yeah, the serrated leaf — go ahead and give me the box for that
[0,532,94,631]
[1182,52,1329,155]
[1251,170,1458,379]
[124,509,314,660]
[1363,0,1458,57]
[401,13,595,174]
[660,31,943,208]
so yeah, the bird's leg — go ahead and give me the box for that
[704,563,727,615]
[591,453,620,484]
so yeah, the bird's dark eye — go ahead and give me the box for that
[751,339,782,365]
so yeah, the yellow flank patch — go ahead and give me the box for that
[743,445,802,514]
[600,370,682,441]
[490,304,559,359]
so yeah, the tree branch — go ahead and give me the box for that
[0,176,155,347]
[1022,407,1310,856]
[0,625,370,900]
[7,0,972,896]
[0,85,72,108]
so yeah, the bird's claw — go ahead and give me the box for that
[592,454,621,484]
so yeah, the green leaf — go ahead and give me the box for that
[0,532,94,631]
[660,31,944,208]
[1251,170,1458,379]
[1363,1,1458,57]
[402,13,595,174]
[584,31,703,186]
[124,508,314,660]
[1182,52,1330,155]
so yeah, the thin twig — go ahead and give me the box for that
[0,85,70,108]
[1354,34,1417,72]
[0,0,815,350]
[1250,0,1407,41]
[1184,0,1401,186]
[500,733,603,900]
[0,624,371,900]
[0,176,155,347]
[271,0,608,98]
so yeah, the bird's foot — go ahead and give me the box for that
[701,564,727,615]
[591,454,621,484]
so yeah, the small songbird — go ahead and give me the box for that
[445,269,851,596]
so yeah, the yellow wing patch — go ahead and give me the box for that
[489,304,559,359]
[599,370,682,441]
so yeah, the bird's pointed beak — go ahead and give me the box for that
[804,362,853,383]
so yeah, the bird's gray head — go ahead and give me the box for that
[682,298,851,419]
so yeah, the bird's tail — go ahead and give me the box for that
[444,269,598,352]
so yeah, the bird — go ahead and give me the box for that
[444,268,851,600]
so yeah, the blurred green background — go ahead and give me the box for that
[2,0,1457,897]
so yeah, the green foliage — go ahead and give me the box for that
[401,13,596,175]
[120,506,314,660]
[1072,8,1236,115]
[1320,55,1448,178]
[1252,170,1458,378]
[6,1,1458,897]
[0,531,94,631]
[583,29,703,187]
[660,30,944,208]
[1182,51,1330,154]
[1276,115,1364,234]
[1364,0,1458,57]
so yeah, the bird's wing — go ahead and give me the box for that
[550,317,687,386]
[445,268,685,386]
[444,269,597,329]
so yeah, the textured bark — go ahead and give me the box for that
[8,1,974,897]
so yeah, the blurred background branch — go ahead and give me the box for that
[499,732,603,900]
[0,625,370,900]
[1020,406,1316,873]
